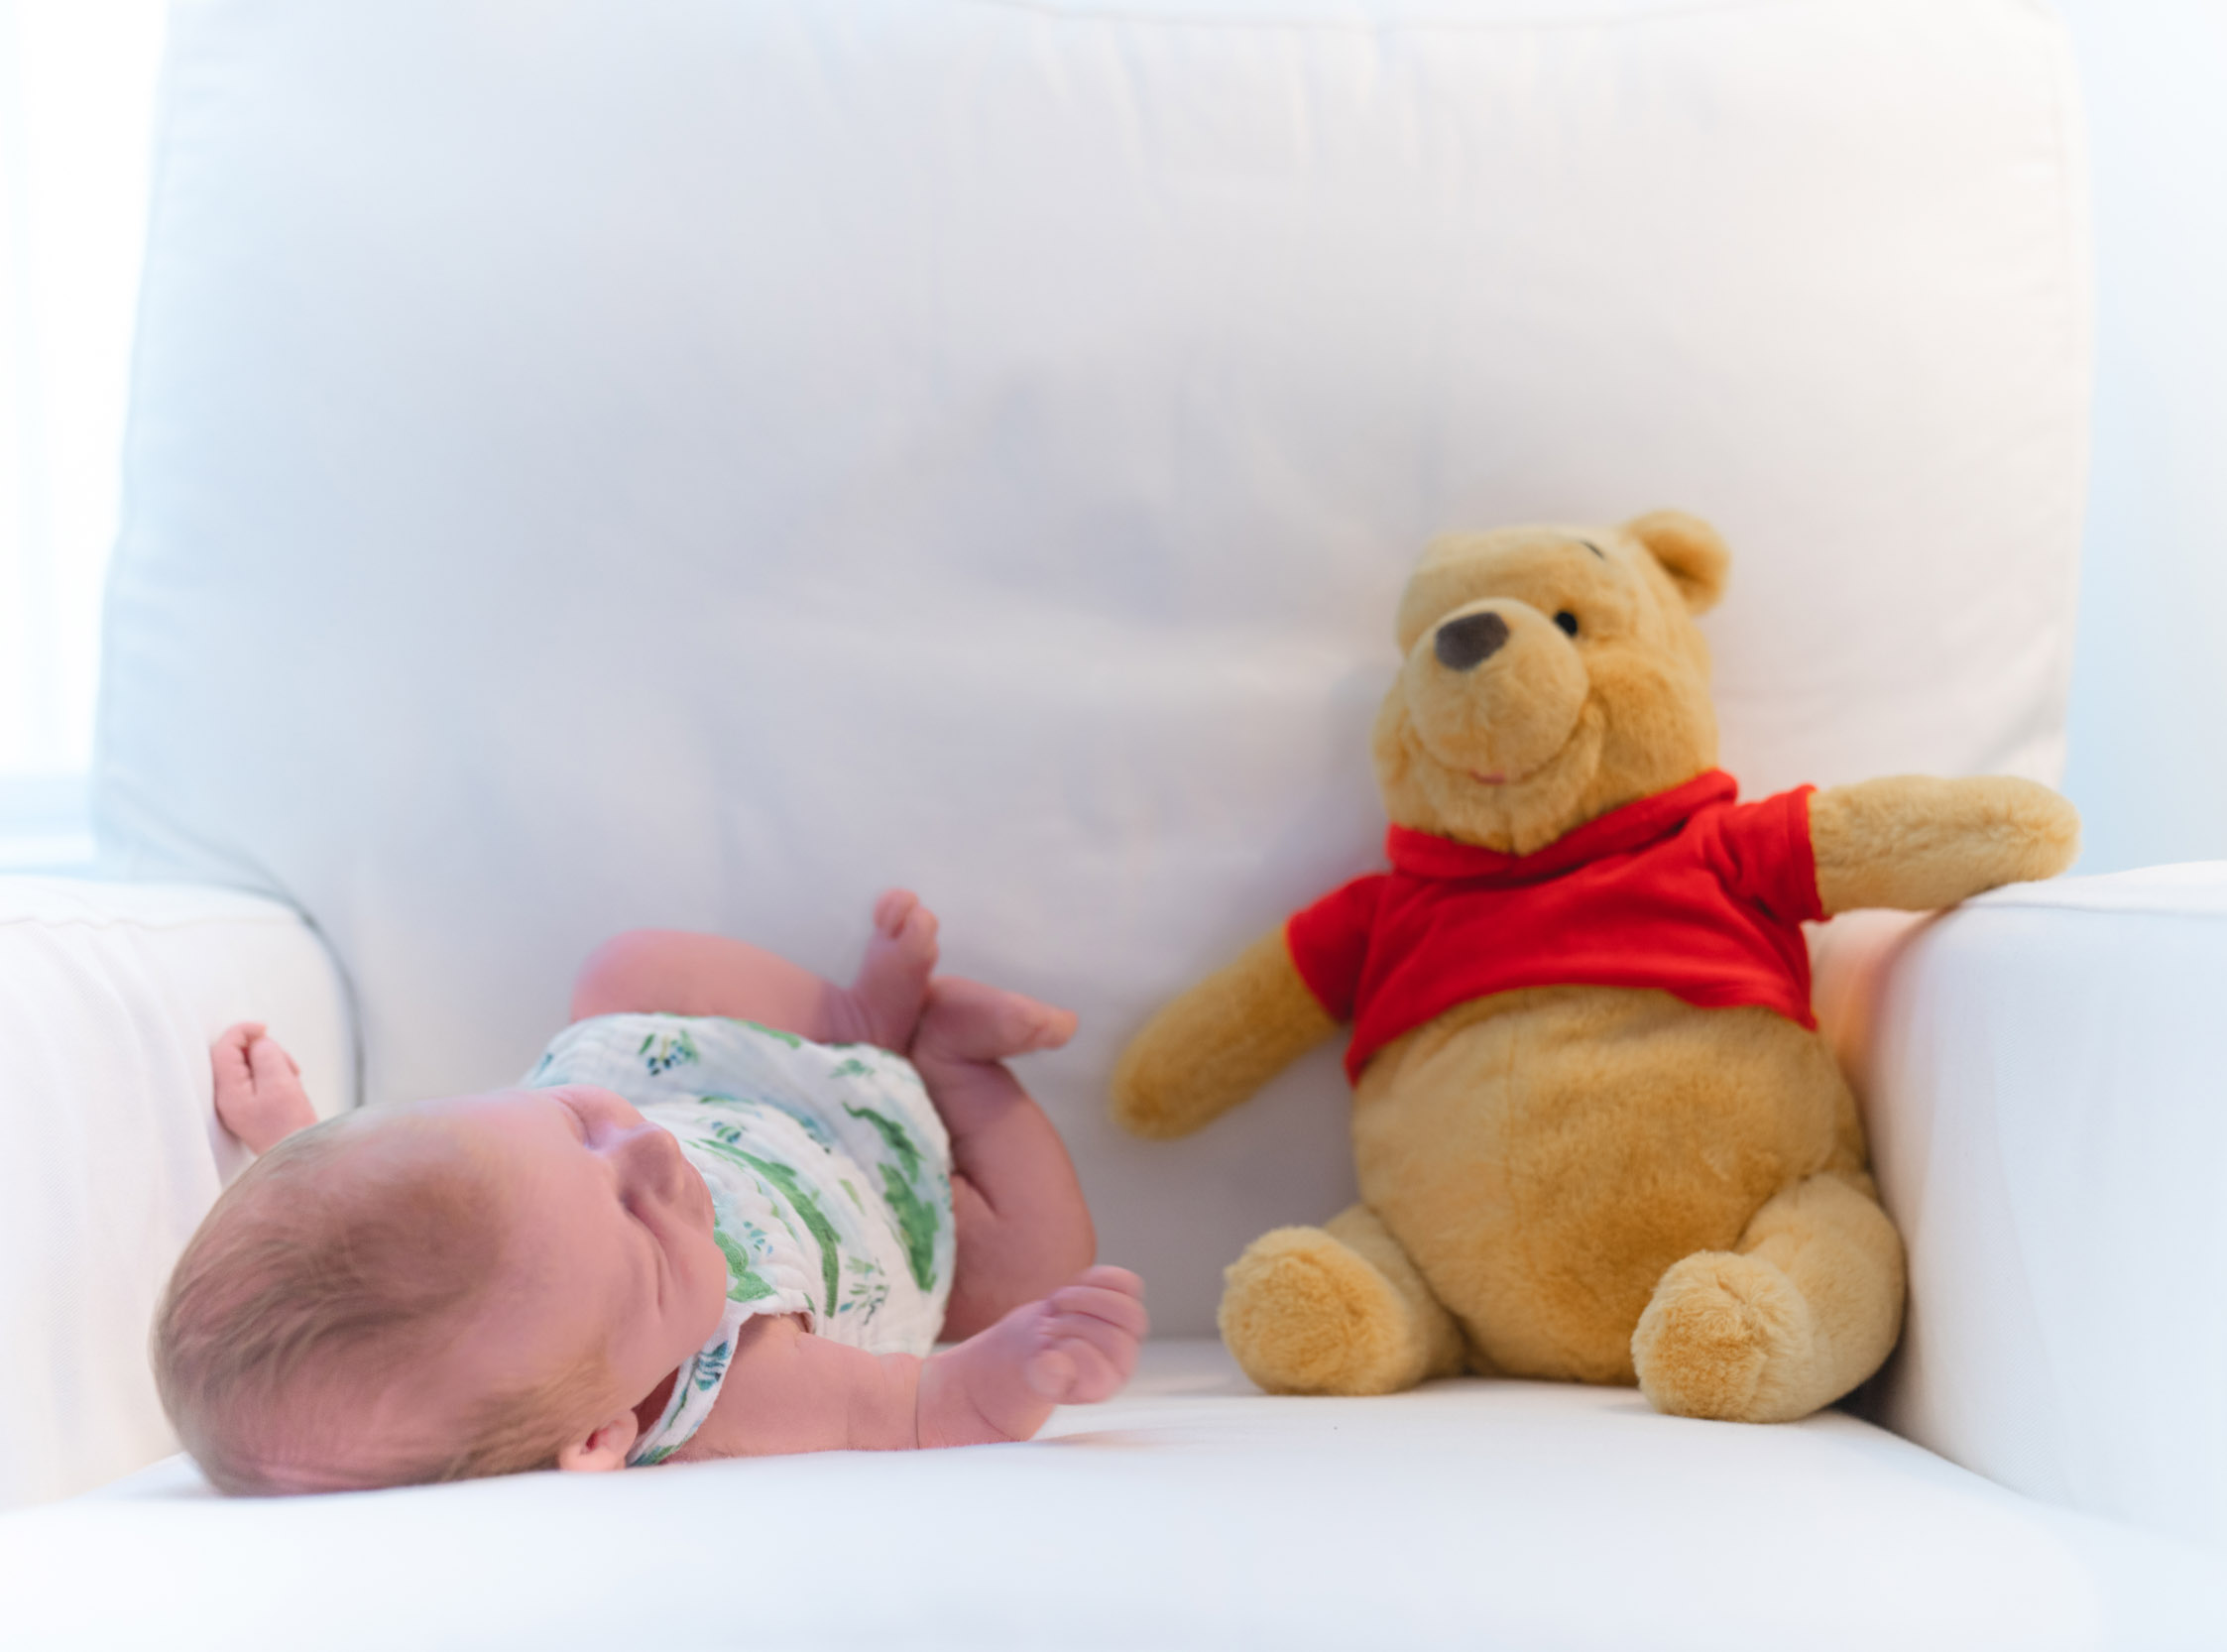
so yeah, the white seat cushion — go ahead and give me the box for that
[4,1342,2218,1651]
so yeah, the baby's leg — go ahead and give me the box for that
[679,1268,1146,1460]
[569,891,937,1048]
[911,978,1098,1340]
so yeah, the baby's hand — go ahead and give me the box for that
[1022,1266,1147,1404]
[211,1022,315,1154]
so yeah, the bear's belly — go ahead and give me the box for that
[1349,985,1862,1385]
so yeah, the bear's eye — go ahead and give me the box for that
[1554,611,1580,638]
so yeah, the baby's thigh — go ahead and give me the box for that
[569,931,835,1031]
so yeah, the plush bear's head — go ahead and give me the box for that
[1371,511,1729,855]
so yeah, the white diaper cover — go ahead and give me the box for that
[524,1013,956,1465]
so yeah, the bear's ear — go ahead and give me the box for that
[1624,511,1729,615]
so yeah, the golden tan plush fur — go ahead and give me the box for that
[1110,930,1336,1139]
[1374,518,1723,855]
[1115,512,2079,1422]
[1345,989,1867,1388]
[1811,774,2078,913]
[1220,1206,1465,1396]
[1633,1171,1905,1421]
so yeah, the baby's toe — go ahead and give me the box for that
[880,899,938,963]
[873,888,921,936]
[1072,1265,1144,1299]
[1039,1300,1139,1385]
[1023,1345,1080,1402]
[1063,1346,1127,1403]
[1050,1275,1149,1339]
[1025,1001,1080,1052]
[1034,1334,1125,1404]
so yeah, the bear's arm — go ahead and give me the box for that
[1807,775,2080,916]
[1109,928,1340,1140]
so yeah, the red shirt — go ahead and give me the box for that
[1285,770,1823,1082]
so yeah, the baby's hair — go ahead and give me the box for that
[154,1114,612,1494]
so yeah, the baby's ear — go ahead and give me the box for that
[556,1412,639,1474]
[1624,510,1730,615]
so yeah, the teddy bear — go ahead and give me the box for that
[1110,513,2079,1422]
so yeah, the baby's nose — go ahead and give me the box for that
[614,1120,686,1187]
[1435,610,1510,671]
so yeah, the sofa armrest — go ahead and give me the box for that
[1813,869,2227,1550]
[0,877,351,1509]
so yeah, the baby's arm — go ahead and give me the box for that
[210,1023,316,1153]
[673,1266,1146,1461]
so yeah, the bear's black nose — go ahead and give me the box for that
[1435,610,1510,671]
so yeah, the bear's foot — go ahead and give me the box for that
[1631,1252,1814,1422]
[1219,1208,1463,1396]
[1634,1173,1907,1424]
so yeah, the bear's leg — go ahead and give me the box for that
[1219,1205,1465,1395]
[1631,1171,1905,1423]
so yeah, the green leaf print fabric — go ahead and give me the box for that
[522,1013,956,1466]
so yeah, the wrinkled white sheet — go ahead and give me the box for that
[98,0,2090,1339]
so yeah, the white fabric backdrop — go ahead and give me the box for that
[98,0,2090,1335]
[0,1,167,866]
[2053,0,2227,875]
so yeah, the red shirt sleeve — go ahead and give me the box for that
[1707,785,1823,927]
[1284,875,1387,1022]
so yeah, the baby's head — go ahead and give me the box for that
[155,1086,727,1493]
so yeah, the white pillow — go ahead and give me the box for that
[99,0,2090,1334]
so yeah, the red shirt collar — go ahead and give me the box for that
[1386,769,1738,885]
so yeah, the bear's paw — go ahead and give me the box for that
[1632,1250,1818,1424]
[1218,1227,1432,1397]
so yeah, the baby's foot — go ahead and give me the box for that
[911,976,1078,1067]
[916,1266,1147,1447]
[843,890,939,1048]
[211,1023,316,1154]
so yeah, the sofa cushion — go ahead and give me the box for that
[4,1341,2219,1651]
[98,0,2090,1334]
[1816,867,2227,1551]
[0,879,349,1508]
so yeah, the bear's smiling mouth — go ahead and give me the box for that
[1467,760,1548,788]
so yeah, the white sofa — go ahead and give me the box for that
[7,0,2226,1644]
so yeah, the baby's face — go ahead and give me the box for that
[397,1086,729,1437]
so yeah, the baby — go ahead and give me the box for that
[155,892,1145,1492]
